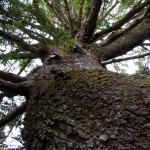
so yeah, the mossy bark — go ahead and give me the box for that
[23,69,150,150]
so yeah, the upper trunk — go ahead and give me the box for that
[23,69,150,150]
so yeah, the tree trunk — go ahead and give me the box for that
[23,69,150,150]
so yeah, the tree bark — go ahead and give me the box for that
[1,1,150,149]
[23,69,150,150]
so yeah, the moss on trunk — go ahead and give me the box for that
[23,69,150,150]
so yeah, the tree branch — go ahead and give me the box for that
[17,59,31,75]
[0,70,27,83]
[0,19,46,43]
[141,43,150,46]
[64,0,73,36]
[78,0,85,29]
[0,102,27,128]
[45,0,69,29]
[101,51,150,65]
[79,0,102,42]
[100,17,143,46]
[0,52,37,60]
[0,79,28,96]
[0,60,31,103]
[98,0,118,24]
[99,18,150,61]
[0,30,36,53]
[92,0,150,42]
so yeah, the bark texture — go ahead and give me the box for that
[23,69,150,150]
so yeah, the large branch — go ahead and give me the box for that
[99,18,150,61]
[0,102,27,128]
[0,79,28,96]
[79,0,102,42]
[0,70,27,83]
[92,0,150,42]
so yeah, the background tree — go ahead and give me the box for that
[0,0,150,149]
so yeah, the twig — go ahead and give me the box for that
[0,30,35,53]
[17,59,31,75]
[101,51,150,65]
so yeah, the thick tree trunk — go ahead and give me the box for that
[23,69,150,150]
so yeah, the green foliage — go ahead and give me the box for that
[55,31,76,51]
[32,1,49,26]
[111,63,126,74]
[82,0,90,19]
[18,59,28,68]
[121,0,133,5]
[135,58,150,75]
[0,52,12,66]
